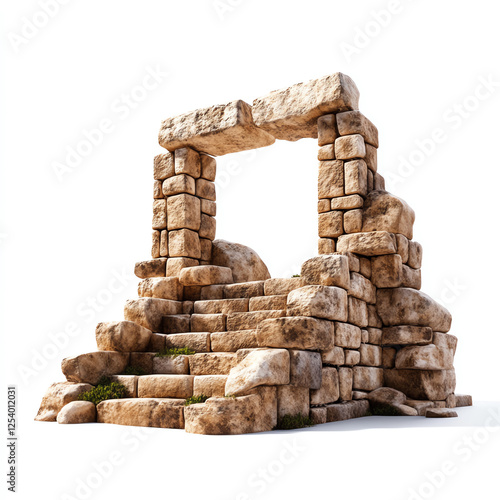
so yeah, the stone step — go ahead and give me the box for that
[124,298,183,332]
[193,298,249,315]
[97,398,185,429]
[210,330,258,352]
[188,352,238,375]
[226,310,286,331]
[160,314,190,334]
[147,332,212,353]
[249,295,287,311]
[193,375,228,397]
[137,374,194,399]
[191,313,226,333]
[152,355,190,375]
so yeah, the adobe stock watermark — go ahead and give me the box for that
[407,407,500,500]
[234,438,306,499]
[17,267,135,384]
[340,0,416,63]
[7,0,71,54]
[51,65,169,183]
[215,149,257,192]
[439,277,467,307]
[213,0,245,21]
[60,427,153,500]
[387,74,500,187]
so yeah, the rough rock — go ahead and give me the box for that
[167,193,201,231]
[321,346,345,365]
[335,322,361,348]
[318,211,343,238]
[159,100,275,156]
[210,240,271,283]
[344,350,361,366]
[134,259,167,279]
[317,114,338,146]
[365,387,418,416]
[362,190,415,240]
[353,366,384,391]
[95,321,151,352]
[109,375,137,397]
[193,375,227,397]
[153,355,190,375]
[137,375,194,399]
[318,160,344,198]
[348,296,368,328]
[210,330,258,352]
[408,241,423,269]
[97,398,185,428]
[164,332,211,353]
[339,367,353,400]
[168,229,201,259]
[277,386,310,418]
[162,174,196,197]
[138,277,183,300]
[335,134,366,160]
[377,288,452,332]
[124,297,182,331]
[310,407,327,425]
[174,147,201,178]
[252,73,359,141]
[61,352,129,385]
[455,394,473,407]
[264,278,305,295]
[227,310,285,331]
[179,265,233,286]
[190,313,226,333]
[371,254,403,288]
[337,231,397,256]
[344,160,368,196]
[325,400,370,422]
[310,367,340,405]
[349,272,376,303]
[426,408,458,418]
[188,353,238,375]
[359,344,382,366]
[200,154,216,181]
[257,316,335,350]
[289,350,322,389]
[225,349,290,396]
[35,382,94,422]
[381,326,433,346]
[287,285,348,321]
[154,152,175,180]
[336,110,379,147]
[57,401,96,424]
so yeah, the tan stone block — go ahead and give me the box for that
[335,134,366,160]
[194,298,248,315]
[371,254,403,288]
[344,159,368,196]
[135,258,167,279]
[426,408,458,418]
[331,195,364,210]
[289,350,322,389]
[249,295,287,311]
[157,230,167,257]
[359,344,382,367]
[35,382,94,422]
[193,375,227,397]
[200,154,216,181]
[335,322,361,349]
[196,178,216,201]
[191,313,226,333]
[96,321,151,352]
[408,241,423,269]
[377,288,452,332]
[168,229,201,259]
[225,281,265,298]
[189,352,238,375]
[321,346,345,365]
[365,144,377,172]
[277,386,310,418]
[160,314,190,334]
[153,355,190,375]
[353,366,383,391]
[199,214,216,240]
[137,375,193,399]
[344,251,360,272]
[310,407,327,425]
[343,209,362,234]
[159,99,275,156]
[318,199,331,213]
[166,194,200,231]
[384,369,456,400]
[339,367,353,400]
[318,160,344,198]
[337,231,397,256]
[402,265,421,289]
[382,347,397,368]
[287,285,348,322]
[174,147,201,178]
[225,349,289,396]
[396,234,409,263]
[318,211,343,238]
[210,330,258,352]
[184,285,202,302]
[455,394,473,407]
[201,199,216,216]
[154,153,175,180]
[57,401,96,424]
[374,173,385,190]
[381,326,432,346]
[318,144,335,160]
[164,332,211,353]
[361,329,369,343]
[227,310,285,331]
[199,238,212,262]
[301,254,350,289]
[201,284,225,300]
[129,353,155,374]
[152,199,167,230]
[359,257,371,279]
[180,265,233,287]
[61,352,129,385]
[348,296,368,328]
[311,367,339,405]
[336,110,378,148]
[317,114,338,146]
[252,73,359,141]
[446,393,457,408]
[366,327,382,344]
[362,191,415,240]
[326,400,370,422]
[344,350,361,366]
[352,390,368,400]
[162,174,195,196]
[367,169,374,190]
[257,316,335,351]
[367,304,382,328]
[124,297,182,331]
[152,230,160,258]
[166,257,198,277]
[183,301,194,314]
[148,333,166,351]
[153,180,163,199]
[349,272,376,304]
[264,277,305,295]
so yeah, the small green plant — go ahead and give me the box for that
[224,394,236,399]
[291,274,301,278]
[78,376,127,405]
[184,395,209,406]
[155,347,195,358]
[122,365,146,376]
[371,404,402,416]
[274,413,315,430]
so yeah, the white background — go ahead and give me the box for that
[1,1,499,499]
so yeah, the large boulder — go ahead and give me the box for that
[287,285,348,321]
[366,387,418,416]
[210,240,271,283]
[95,321,151,352]
[377,288,452,332]
[300,254,350,289]
[35,382,94,422]
[61,352,129,385]
[57,401,96,424]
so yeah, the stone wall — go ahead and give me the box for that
[36,73,471,432]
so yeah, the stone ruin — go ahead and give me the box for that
[36,73,472,433]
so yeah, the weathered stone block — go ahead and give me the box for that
[190,313,226,333]
[317,114,338,146]
[62,352,129,385]
[359,344,382,367]
[344,350,361,366]
[335,134,366,160]
[225,281,265,298]
[166,257,198,277]
[371,254,403,288]
[199,214,216,240]
[301,254,350,289]
[153,355,190,375]
[56,401,96,424]
[193,375,227,397]
[124,297,182,331]
[180,265,233,287]
[138,277,183,301]
[318,144,335,160]
[174,147,201,178]
[154,153,175,180]
[200,154,216,181]
[335,322,361,349]
[349,272,376,304]
[408,241,423,269]
[321,346,345,365]
[336,110,379,147]
[310,367,339,405]
[277,385,310,418]
[188,353,237,375]
[326,400,370,422]
[339,367,353,401]
[152,199,167,230]
[344,159,368,196]
[337,231,397,256]
[381,325,433,346]
[249,295,287,311]
[164,332,211,353]
[168,229,201,259]
[318,160,344,198]
[211,330,258,352]
[331,195,364,210]
[152,230,160,258]
[162,174,196,196]
[353,366,383,391]
[95,321,151,352]
[287,285,348,322]
[289,350,322,389]
[348,296,368,328]
[167,193,201,231]
[344,209,363,233]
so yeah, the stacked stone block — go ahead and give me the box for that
[36,72,470,432]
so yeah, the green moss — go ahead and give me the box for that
[184,395,209,406]
[122,365,146,376]
[155,347,195,358]
[78,376,127,405]
[274,413,315,430]
[291,274,301,278]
